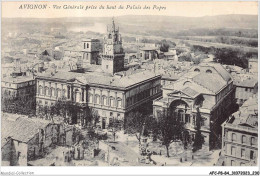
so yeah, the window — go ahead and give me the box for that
[110,97,114,107]
[84,43,86,49]
[194,68,200,72]
[241,149,245,158]
[231,160,235,166]
[95,95,100,104]
[232,133,237,142]
[87,43,89,48]
[106,65,109,69]
[110,112,113,116]
[231,146,236,156]
[242,135,246,144]
[50,88,53,97]
[57,89,61,97]
[206,69,212,73]
[251,137,255,145]
[102,96,107,105]
[250,151,255,160]
[117,98,122,108]
[88,94,93,103]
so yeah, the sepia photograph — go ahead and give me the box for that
[0,0,259,175]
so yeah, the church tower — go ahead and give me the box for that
[101,18,125,74]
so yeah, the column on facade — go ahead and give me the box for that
[122,92,125,108]
[93,88,96,104]
[100,90,103,106]
[71,86,73,101]
[107,90,110,107]
[115,92,118,108]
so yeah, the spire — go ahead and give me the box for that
[112,17,115,31]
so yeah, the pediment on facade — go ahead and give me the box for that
[167,90,194,99]
[68,78,87,85]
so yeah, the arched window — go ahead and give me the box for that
[95,95,100,104]
[62,89,66,97]
[44,86,48,95]
[50,88,53,97]
[102,96,107,105]
[183,81,192,86]
[75,89,80,102]
[206,69,212,73]
[194,68,200,72]
[117,98,122,108]
[39,86,42,95]
[109,97,115,107]
[88,94,93,103]
[57,88,61,98]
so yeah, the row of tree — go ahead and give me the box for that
[1,95,36,116]
[124,108,205,157]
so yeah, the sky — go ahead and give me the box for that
[2,1,258,18]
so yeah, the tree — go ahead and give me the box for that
[192,107,205,152]
[125,111,156,147]
[156,111,185,157]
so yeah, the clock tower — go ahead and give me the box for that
[101,18,125,74]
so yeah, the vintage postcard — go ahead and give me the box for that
[1,1,259,175]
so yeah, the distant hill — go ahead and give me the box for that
[2,14,258,38]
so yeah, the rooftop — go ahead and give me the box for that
[37,69,160,90]
[1,76,34,84]
[1,113,51,146]
[224,96,258,130]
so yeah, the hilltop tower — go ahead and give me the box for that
[101,18,125,74]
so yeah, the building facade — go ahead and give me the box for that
[36,70,161,129]
[219,96,258,166]
[80,39,100,67]
[234,76,258,106]
[153,63,236,149]
[1,76,35,101]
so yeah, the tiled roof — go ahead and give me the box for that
[37,70,159,89]
[199,63,232,82]
[226,96,258,129]
[1,113,50,145]
[192,73,227,93]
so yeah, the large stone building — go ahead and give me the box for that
[36,70,161,129]
[1,75,35,101]
[101,19,125,74]
[153,63,236,149]
[218,96,258,166]
[79,39,101,67]
[233,75,258,106]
